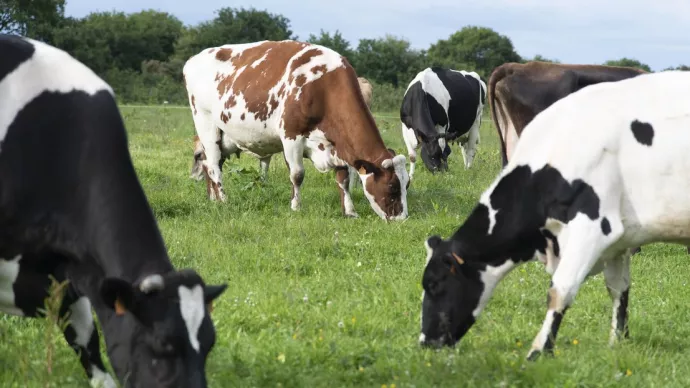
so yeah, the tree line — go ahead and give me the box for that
[2,1,689,110]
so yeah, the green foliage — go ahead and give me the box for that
[173,7,295,61]
[354,35,426,87]
[663,65,690,71]
[525,54,561,63]
[52,10,183,75]
[369,81,405,113]
[307,29,355,62]
[427,25,521,78]
[603,57,652,72]
[0,0,65,43]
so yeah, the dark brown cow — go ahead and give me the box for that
[183,40,409,220]
[489,61,646,166]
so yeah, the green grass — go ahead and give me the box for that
[2,105,690,387]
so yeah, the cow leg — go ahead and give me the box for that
[604,250,631,346]
[527,214,624,360]
[401,122,418,179]
[60,294,117,388]
[347,165,359,192]
[282,138,306,211]
[461,116,481,169]
[259,156,271,181]
[192,112,226,201]
[335,166,358,218]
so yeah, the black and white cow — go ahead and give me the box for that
[400,67,487,178]
[418,70,690,360]
[0,34,227,387]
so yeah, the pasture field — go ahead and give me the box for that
[2,105,690,388]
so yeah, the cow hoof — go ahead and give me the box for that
[526,349,542,361]
[345,212,359,218]
[291,201,301,211]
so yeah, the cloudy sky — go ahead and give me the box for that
[64,0,690,71]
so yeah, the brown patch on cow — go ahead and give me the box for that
[547,287,562,310]
[318,143,325,151]
[215,48,234,61]
[277,84,286,98]
[409,154,416,163]
[311,64,328,75]
[224,95,237,110]
[240,113,246,121]
[207,48,216,54]
[294,74,307,88]
[220,112,230,123]
[269,95,279,112]
[288,48,323,79]
[191,95,197,115]
[213,41,310,122]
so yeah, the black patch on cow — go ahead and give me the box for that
[541,229,560,256]
[543,308,567,354]
[630,120,654,146]
[0,34,35,83]
[600,217,611,235]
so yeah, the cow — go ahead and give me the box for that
[189,76,375,184]
[400,67,486,179]
[183,40,409,220]
[418,70,690,360]
[488,61,646,167]
[1,34,227,387]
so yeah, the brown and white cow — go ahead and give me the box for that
[489,61,647,166]
[183,40,408,220]
[190,76,374,182]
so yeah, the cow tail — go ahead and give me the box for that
[488,65,510,167]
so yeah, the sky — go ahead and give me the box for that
[64,0,690,71]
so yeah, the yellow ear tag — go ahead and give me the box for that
[358,166,367,175]
[451,252,464,265]
[114,298,127,316]
[207,302,214,314]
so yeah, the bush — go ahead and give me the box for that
[369,81,405,113]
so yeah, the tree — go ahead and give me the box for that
[354,35,426,87]
[173,7,296,61]
[663,65,690,71]
[525,54,560,63]
[52,10,184,75]
[427,26,521,78]
[603,58,652,72]
[307,29,354,61]
[0,0,65,43]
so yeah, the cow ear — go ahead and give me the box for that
[204,284,228,314]
[101,278,137,317]
[352,160,378,175]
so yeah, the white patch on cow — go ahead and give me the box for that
[337,181,357,217]
[359,173,387,219]
[69,296,94,348]
[392,154,410,220]
[251,49,271,68]
[472,260,516,317]
[178,285,205,353]
[401,122,419,178]
[0,38,113,145]
[418,69,452,137]
[418,332,426,344]
[0,255,24,316]
[90,366,117,388]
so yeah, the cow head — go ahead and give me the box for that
[190,136,205,181]
[353,151,409,221]
[418,235,482,348]
[100,269,227,387]
[419,136,451,173]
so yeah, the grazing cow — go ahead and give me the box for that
[183,40,409,220]
[488,61,646,167]
[189,76,375,184]
[418,71,690,360]
[1,34,227,387]
[400,67,486,178]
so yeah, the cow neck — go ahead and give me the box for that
[325,109,391,168]
[81,140,174,283]
[449,203,543,269]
